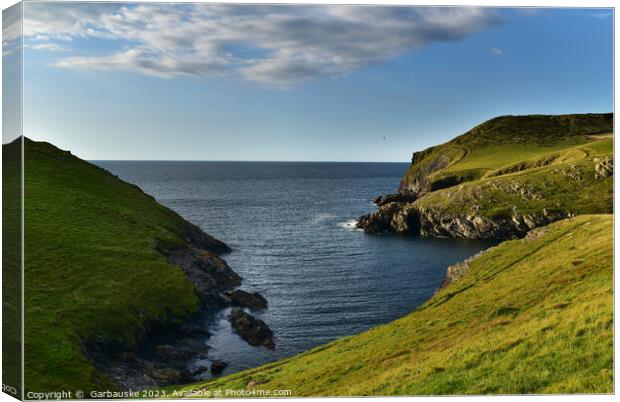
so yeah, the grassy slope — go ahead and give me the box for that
[400,114,612,195]
[172,214,613,395]
[415,138,613,219]
[22,139,221,392]
[3,138,22,395]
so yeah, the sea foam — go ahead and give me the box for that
[338,219,362,231]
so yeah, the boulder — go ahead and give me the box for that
[373,193,417,206]
[229,307,275,349]
[356,202,402,233]
[179,322,211,337]
[227,290,268,310]
[178,338,210,358]
[189,365,209,377]
[211,360,228,375]
[148,367,191,384]
[154,344,180,362]
[594,156,613,179]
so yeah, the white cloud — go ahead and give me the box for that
[30,43,70,51]
[22,4,501,86]
[490,47,503,55]
[54,47,230,78]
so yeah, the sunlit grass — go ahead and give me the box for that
[169,215,612,396]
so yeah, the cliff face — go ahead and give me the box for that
[358,113,613,239]
[358,203,570,240]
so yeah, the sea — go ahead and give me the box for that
[94,161,494,378]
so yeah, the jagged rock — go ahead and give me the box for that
[190,365,209,377]
[148,367,191,384]
[525,226,549,241]
[211,360,228,375]
[373,193,417,206]
[594,156,613,179]
[416,207,569,240]
[441,262,469,288]
[356,203,405,233]
[154,345,180,362]
[552,165,584,180]
[154,340,208,363]
[398,149,458,195]
[357,203,569,240]
[178,338,210,357]
[438,248,494,290]
[179,322,211,337]
[229,307,275,349]
[156,243,241,305]
[181,221,232,255]
[226,290,268,310]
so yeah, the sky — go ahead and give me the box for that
[2,3,614,161]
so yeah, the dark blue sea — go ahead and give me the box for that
[94,161,493,377]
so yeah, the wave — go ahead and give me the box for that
[310,213,334,225]
[338,219,362,231]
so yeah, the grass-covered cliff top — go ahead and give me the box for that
[400,113,612,196]
[358,113,612,238]
[415,137,613,219]
[170,214,612,395]
[453,113,612,146]
[19,138,231,392]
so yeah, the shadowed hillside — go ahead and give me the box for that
[20,138,240,392]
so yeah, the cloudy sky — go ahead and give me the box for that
[2,3,614,161]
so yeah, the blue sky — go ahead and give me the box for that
[3,4,614,161]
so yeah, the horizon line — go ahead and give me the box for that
[88,159,411,163]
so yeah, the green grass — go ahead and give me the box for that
[415,139,613,219]
[168,215,613,396]
[451,113,612,146]
[3,138,23,396]
[400,113,612,195]
[445,142,585,172]
[19,138,223,392]
[394,114,613,228]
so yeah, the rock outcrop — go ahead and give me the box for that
[226,289,268,310]
[229,308,275,349]
[156,241,241,309]
[357,204,569,240]
[437,247,495,290]
[357,203,412,234]
[91,225,269,390]
[594,156,613,179]
[398,146,465,195]
[373,193,418,206]
[211,360,228,375]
